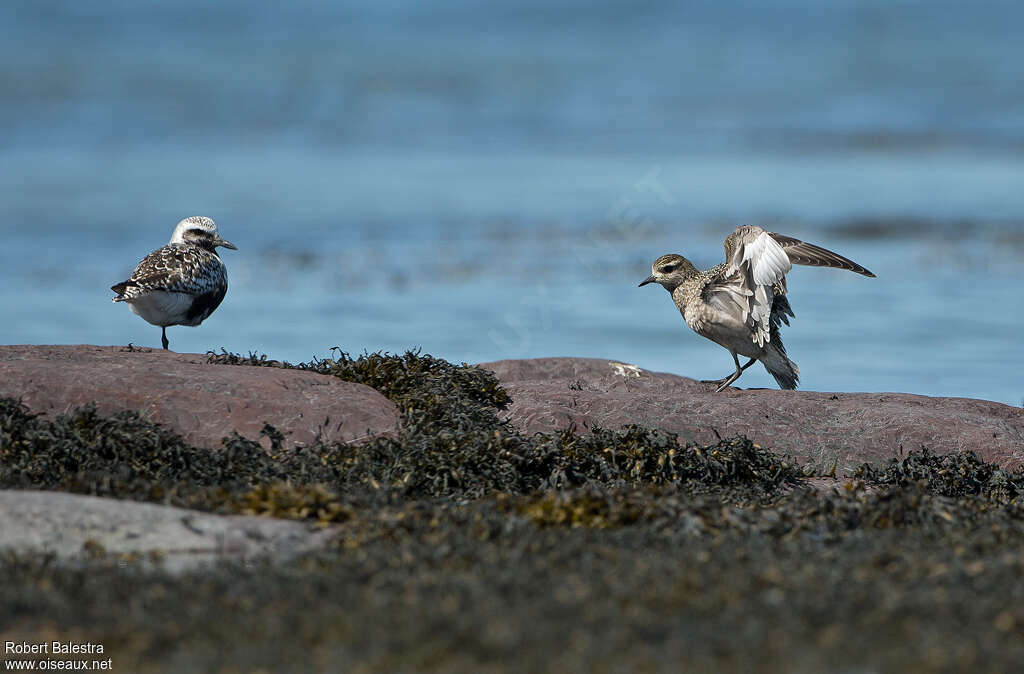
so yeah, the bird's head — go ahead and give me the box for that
[638,254,697,291]
[169,216,237,251]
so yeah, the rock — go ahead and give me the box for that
[479,357,1024,474]
[0,490,334,571]
[0,345,399,450]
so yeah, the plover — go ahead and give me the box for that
[111,216,236,350]
[639,225,875,391]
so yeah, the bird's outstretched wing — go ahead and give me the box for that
[723,225,793,285]
[768,232,876,277]
[711,224,873,347]
[706,225,795,347]
[724,225,876,278]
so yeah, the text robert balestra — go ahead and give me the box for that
[6,641,105,655]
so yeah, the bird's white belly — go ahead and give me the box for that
[684,303,764,359]
[125,291,195,327]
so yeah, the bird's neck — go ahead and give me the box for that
[680,260,701,279]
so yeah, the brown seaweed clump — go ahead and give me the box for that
[0,398,799,516]
[855,447,1024,504]
[207,348,509,427]
[0,397,362,522]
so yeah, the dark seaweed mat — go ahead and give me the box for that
[3,489,1024,673]
[4,350,1024,672]
[855,447,1024,503]
[0,397,795,515]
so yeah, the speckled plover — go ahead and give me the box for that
[639,225,875,391]
[111,216,236,350]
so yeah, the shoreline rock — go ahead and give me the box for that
[1,346,1019,474]
[0,345,400,450]
[0,489,335,571]
[479,357,1024,473]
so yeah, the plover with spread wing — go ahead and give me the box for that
[112,216,236,350]
[639,225,874,391]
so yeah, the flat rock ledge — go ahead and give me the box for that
[0,490,334,572]
[479,357,1024,475]
[0,345,400,450]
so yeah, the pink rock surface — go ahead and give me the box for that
[479,357,1024,474]
[0,345,399,449]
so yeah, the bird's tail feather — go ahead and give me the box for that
[760,341,799,390]
[111,280,133,301]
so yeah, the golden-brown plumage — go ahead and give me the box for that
[639,225,874,391]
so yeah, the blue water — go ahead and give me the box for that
[1,1,1022,405]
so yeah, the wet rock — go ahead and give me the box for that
[479,357,1024,474]
[0,490,334,571]
[0,345,399,449]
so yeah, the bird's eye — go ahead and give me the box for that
[660,264,678,273]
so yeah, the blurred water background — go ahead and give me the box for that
[2,0,1022,404]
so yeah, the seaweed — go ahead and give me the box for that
[0,398,797,514]
[207,347,509,428]
[3,485,1024,672]
[855,447,1024,503]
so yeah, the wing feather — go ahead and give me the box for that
[703,268,772,347]
[711,227,794,347]
[112,244,226,300]
[705,225,869,351]
[768,233,876,277]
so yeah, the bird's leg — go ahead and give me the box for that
[713,352,750,393]
[701,357,756,386]
[161,327,169,350]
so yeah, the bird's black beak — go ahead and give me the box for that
[638,275,656,287]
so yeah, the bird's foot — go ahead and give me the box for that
[703,376,743,393]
